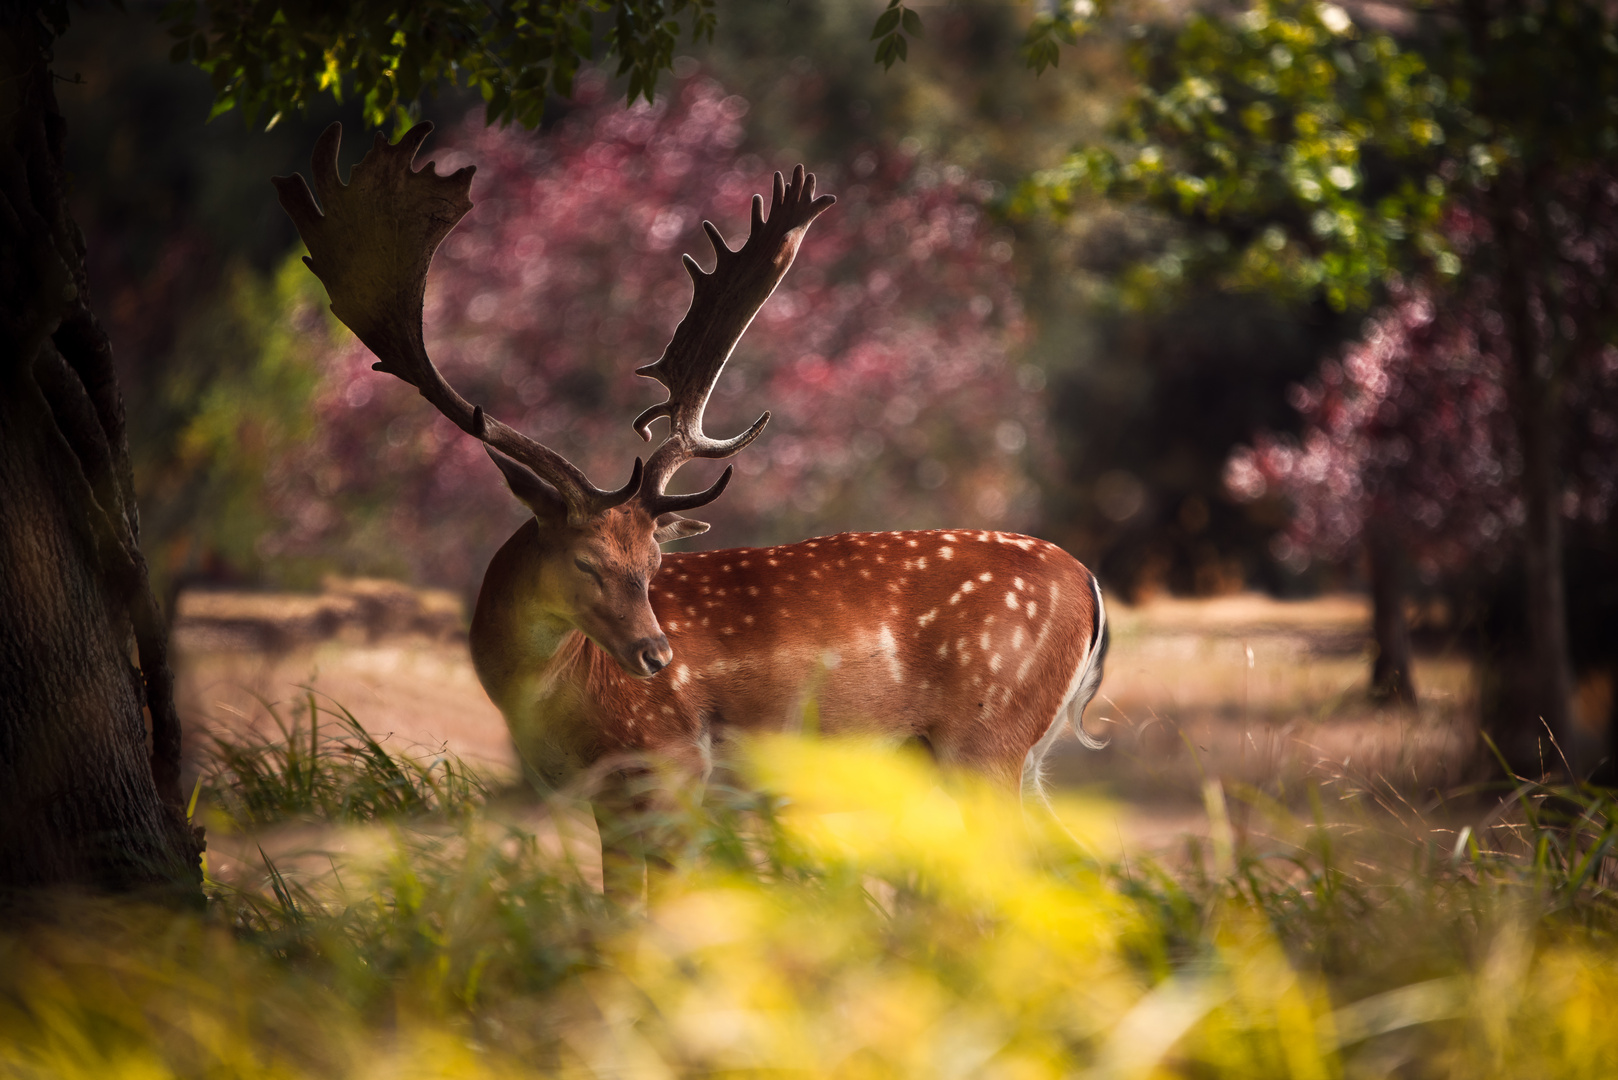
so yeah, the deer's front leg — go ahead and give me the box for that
[591,740,711,904]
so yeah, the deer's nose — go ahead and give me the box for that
[630,635,672,676]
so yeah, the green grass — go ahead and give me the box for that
[4,717,1618,1078]
[200,689,489,826]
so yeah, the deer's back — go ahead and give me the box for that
[652,529,1100,779]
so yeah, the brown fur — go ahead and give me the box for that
[472,522,1105,794]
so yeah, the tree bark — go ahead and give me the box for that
[0,9,201,898]
[1492,178,1580,777]
[1366,526,1417,709]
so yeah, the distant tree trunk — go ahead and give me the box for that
[1366,526,1417,709]
[0,10,201,897]
[1492,177,1580,776]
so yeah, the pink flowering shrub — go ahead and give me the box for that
[263,71,1044,589]
[1226,189,1618,579]
[1225,286,1522,575]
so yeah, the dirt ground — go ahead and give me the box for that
[173,579,1481,860]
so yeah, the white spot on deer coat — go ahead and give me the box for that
[1005,592,1019,610]
[671,664,691,689]
[917,608,939,627]
[876,624,904,683]
[978,572,993,583]
[989,653,1003,673]
[939,546,953,559]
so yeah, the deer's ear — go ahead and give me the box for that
[487,448,569,523]
[653,513,710,545]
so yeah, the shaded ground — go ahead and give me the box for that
[173,581,1480,863]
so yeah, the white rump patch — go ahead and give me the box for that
[1021,574,1110,812]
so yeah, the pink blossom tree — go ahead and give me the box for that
[1227,193,1618,710]
[263,70,1046,591]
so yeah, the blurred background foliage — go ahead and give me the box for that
[56,0,1341,602]
[54,0,1618,761]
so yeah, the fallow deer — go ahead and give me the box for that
[274,123,1108,888]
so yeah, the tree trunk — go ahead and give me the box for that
[1493,182,1580,778]
[1366,526,1417,709]
[0,10,201,898]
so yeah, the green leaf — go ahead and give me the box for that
[901,8,923,38]
[871,8,901,40]
[205,94,236,122]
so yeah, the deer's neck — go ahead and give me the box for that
[469,521,578,709]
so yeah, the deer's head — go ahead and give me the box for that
[273,123,832,677]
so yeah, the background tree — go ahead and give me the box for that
[1020,0,1618,768]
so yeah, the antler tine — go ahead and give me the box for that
[634,164,835,517]
[273,122,639,526]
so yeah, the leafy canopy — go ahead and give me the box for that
[1016,0,1618,313]
[159,0,721,130]
[1017,0,1464,311]
[159,0,1105,132]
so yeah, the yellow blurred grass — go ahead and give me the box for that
[7,734,1618,1079]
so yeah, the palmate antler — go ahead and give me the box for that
[272,122,640,526]
[634,165,835,516]
[275,122,832,529]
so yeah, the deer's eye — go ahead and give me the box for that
[574,558,603,584]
